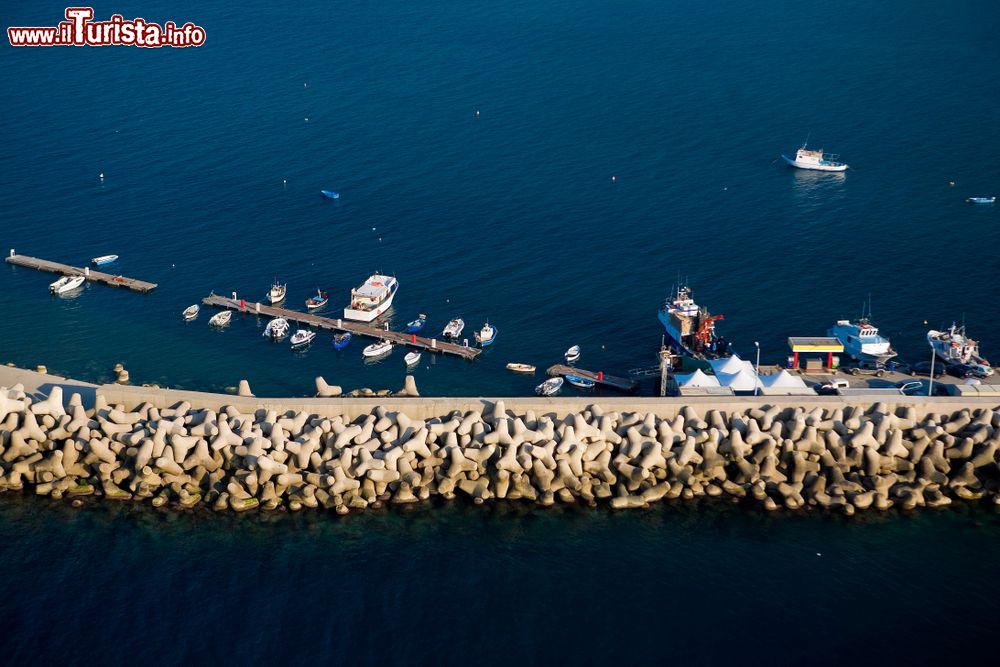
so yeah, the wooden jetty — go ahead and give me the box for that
[546,364,639,393]
[202,294,481,360]
[5,252,157,293]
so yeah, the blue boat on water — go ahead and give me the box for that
[321,190,340,199]
[406,314,427,333]
[565,374,595,389]
[333,332,352,350]
[474,321,498,347]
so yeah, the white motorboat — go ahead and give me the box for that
[91,254,118,266]
[781,144,848,172]
[363,339,393,358]
[928,323,990,367]
[535,377,564,396]
[344,274,398,322]
[442,318,465,340]
[209,310,232,327]
[474,321,498,347]
[404,351,421,367]
[564,345,581,363]
[967,197,995,205]
[263,317,290,340]
[268,280,286,305]
[182,304,200,321]
[49,275,86,294]
[506,362,536,373]
[290,329,316,349]
[828,318,896,363]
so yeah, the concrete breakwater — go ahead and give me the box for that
[2,382,999,514]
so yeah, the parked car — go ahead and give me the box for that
[945,363,976,379]
[846,360,887,377]
[815,378,850,395]
[896,379,949,396]
[911,361,947,378]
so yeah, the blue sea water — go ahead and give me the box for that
[3,0,1000,661]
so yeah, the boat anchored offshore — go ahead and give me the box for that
[344,274,398,322]
[506,362,536,373]
[564,345,581,363]
[182,304,199,321]
[268,280,286,305]
[657,284,731,360]
[967,197,995,205]
[475,321,497,347]
[781,144,848,172]
[91,254,118,266]
[406,314,427,333]
[49,275,86,294]
[305,289,329,310]
[535,377,564,396]
[928,323,991,367]
[363,339,393,358]
[263,317,290,340]
[828,318,896,363]
[209,310,232,327]
[333,332,352,350]
[442,318,465,340]
[321,190,340,200]
[290,329,316,349]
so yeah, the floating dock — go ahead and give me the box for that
[6,252,157,293]
[202,294,481,360]
[546,364,639,392]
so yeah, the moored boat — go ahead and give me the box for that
[967,197,995,205]
[828,316,896,363]
[442,318,465,340]
[475,321,497,347]
[333,332,352,350]
[91,254,118,266]
[506,362,536,374]
[290,329,316,349]
[268,281,286,305]
[657,284,731,360]
[565,374,596,389]
[363,339,393,358]
[781,144,848,172]
[49,275,86,294]
[404,351,421,367]
[182,304,199,321]
[344,274,398,322]
[263,317,290,339]
[535,377,564,396]
[305,289,329,310]
[321,190,340,199]
[564,345,581,363]
[406,314,427,333]
[209,310,232,327]
[928,323,991,368]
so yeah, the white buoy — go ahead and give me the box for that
[99,172,104,179]
[611,175,616,182]
[475,110,480,116]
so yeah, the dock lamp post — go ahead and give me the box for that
[754,341,761,396]
[928,347,936,397]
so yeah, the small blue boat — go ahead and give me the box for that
[333,332,352,350]
[321,190,340,199]
[565,374,595,389]
[406,313,427,333]
[475,321,498,347]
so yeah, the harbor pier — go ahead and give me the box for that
[546,364,639,392]
[5,250,157,292]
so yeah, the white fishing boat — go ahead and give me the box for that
[781,144,848,172]
[263,317,290,340]
[535,377,564,396]
[404,351,421,367]
[344,274,398,322]
[828,317,896,363]
[91,254,118,266]
[564,345,581,363]
[442,318,465,340]
[363,339,393,358]
[506,362,536,373]
[209,310,232,327]
[928,323,990,367]
[182,304,199,321]
[290,329,316,349]
[49,275,86,294]
[268,280,286,305]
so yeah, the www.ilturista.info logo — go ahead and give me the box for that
[7,7,206,48]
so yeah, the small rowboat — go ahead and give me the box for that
[535,377,564,396]
[305,289,329,310]
[475,321,498,347]
[321,190,340,199]
[182,304,200,321]
[209,311,232,327]
[333,332,352,350]
[565,345,581,363]
[363,339,393,358]
[506,362,536,374]
[406,314,427,333]
[50,275,86,294]
[290,329,316,349]
[565,374,595,389]
[967,196,996,205]
[263,317,289,339]
[91,254,118,266]
[405,351,421,367]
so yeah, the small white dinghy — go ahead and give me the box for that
[363,339,393,358]
[405,351,421,367]
[290,329,316,349]
[506,362,536,373]
[263,317,290,340]
[564,345,581,363]
[442,318,465,339]
[535,377,564,396]
[209,310,232,327]
[91,254,118,266]
[182,304,200,321]
[49,275,86,294]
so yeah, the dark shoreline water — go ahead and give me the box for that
[3,495,1000,665]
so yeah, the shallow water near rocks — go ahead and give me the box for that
[2,497,999,664]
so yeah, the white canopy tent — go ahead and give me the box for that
[708,354,755,376]
[716,367,762,393]
[675,368,721,388]
[760,369,813,395]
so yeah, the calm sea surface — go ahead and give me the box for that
[2,0,1000,661]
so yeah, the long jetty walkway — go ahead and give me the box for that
[6,251,157,292]
[546,364,639,393]
[203,294,481,360]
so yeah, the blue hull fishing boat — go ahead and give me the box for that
[333,332,352,350]
[406,314,427,333]
[565,374,595,389]
[475,322,498,347]
[305,290,329,310]
[321,190,340,199]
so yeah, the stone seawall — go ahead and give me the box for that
[2,375,999,514]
